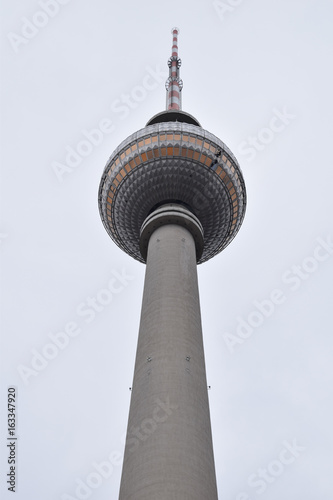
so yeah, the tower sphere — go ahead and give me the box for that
[98,39,246,264]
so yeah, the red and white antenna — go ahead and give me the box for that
[166,27,183,111]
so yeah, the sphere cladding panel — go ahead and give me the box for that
[98,122,246,263]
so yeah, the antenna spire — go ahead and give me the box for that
[166,27,183,111]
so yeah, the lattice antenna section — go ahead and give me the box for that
[165,27,183,110]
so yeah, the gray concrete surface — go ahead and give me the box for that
[119,219,218,500]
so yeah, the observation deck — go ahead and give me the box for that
[98,120,246,264]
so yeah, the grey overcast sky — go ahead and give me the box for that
[1,0,333,499]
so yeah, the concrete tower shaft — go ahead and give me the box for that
[118,205,218,500]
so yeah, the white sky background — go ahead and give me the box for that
[1,0,333,498]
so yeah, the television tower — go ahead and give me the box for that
[98,28,246,500]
